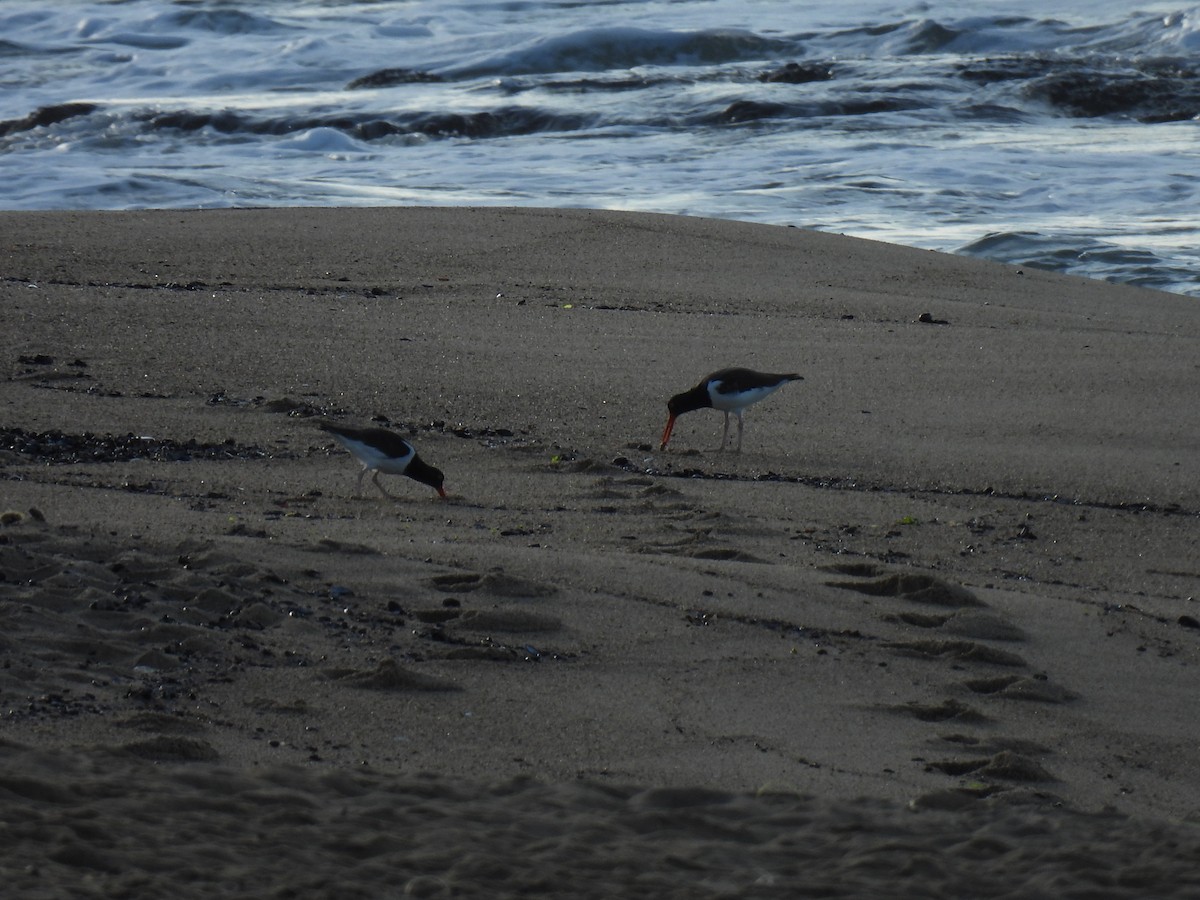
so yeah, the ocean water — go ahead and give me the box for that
[1,0,1198,296]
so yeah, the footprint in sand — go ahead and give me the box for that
[887,610,1027,642]
[925,751,1055,783]
[551,458,622,475]
[882,639,1028,667]
[888,698,990,724]
[117,736,220,762]
[826,566,1028,649]
[327,659,459,692]
[408,594,565,662]
[686,547,770,563]
[823,569,986,608]
[924,734,1059,785]
[900,668,1075,801]
[838,566,1073,802]
[963,674,1078,703]
[639,483,681,499]
[429,572,484,591]
[453,608,563,634]
[427,608,566,661]
[585,480,635,501]
[825,567,1076,699]
[582,476,685,513]
[933,732,1051,756]
[427,570,556,599]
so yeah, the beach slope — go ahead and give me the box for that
[2,208,1199,897]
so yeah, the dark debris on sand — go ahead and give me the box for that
[0,427,269,464]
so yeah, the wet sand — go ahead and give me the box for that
[2,207,1199,897]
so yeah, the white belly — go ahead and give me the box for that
[707,380,782,412]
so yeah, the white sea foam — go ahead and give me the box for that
[0,0,1196,295]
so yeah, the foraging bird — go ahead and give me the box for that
[319,422,446,498]
[660,368,802,452]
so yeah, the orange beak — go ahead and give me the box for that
[436,486,447,498]
[659,414,677,451]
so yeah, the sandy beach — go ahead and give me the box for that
[2,207,1199,897]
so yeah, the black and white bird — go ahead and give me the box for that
[660,368,802,452]
[319,422,446,498]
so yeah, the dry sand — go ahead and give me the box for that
[2,207,1199,897]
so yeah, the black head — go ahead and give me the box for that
[667,383,712,417]
[406,455,447,497]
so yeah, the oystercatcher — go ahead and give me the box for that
[319,422,446,498]
[660,368,802,452]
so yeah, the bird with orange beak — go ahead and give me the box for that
[660,368,802,453]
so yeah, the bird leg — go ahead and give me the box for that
[371,470,398,500]
[354,466,368,498]
[734,412,745,453]
[715,412,732,452]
